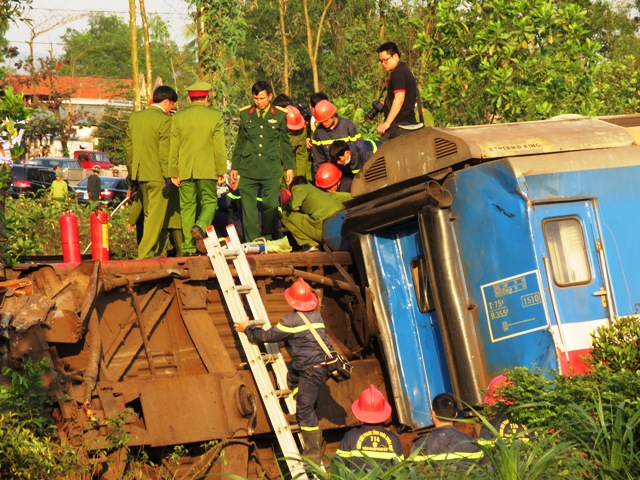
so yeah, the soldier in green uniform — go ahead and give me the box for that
[230,81,294,242]
[125,85,178,259]
[285,105,311,181]
[281,176,345,250]
[169,81,227,255]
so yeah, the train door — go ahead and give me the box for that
[532,200,613,373]
[361,221,451,428]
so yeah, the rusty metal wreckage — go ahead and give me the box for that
[0,250,383,478]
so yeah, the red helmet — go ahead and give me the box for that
[284,278,318,311]
[279,188,292,207]
[285,105,306,131]
[351,385,392,424]
[483,375,513,405]
[315,162,342,190]
[313,100,337,123]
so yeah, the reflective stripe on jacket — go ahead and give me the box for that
[244,310,330,371]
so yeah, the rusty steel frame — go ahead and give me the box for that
[0,253,386,478]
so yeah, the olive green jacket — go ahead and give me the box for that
[231,104,294,180]
[287,183,344,221]
[125,105,172,182]
[168,103,227,179]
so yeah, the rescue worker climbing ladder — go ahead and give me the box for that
[202,224,309,479]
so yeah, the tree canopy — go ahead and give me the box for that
[1,0,639,133]
[58,13,198,93]
[192,0,640,126]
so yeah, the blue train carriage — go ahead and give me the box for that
[325,114,640,429]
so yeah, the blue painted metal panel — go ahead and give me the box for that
[323,210,351,252]
[521,164,640,315]
[370,222,451,427]
[446,162,558,375]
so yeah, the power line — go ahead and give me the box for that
[30,7,191,18]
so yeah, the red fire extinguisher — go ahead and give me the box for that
[59,212,81,263]
[90,208,110,261]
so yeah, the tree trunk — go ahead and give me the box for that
[139,0,153,101]
[302,0,334,92]
[129,0,141,111]
[278,0,290,96]
[196,4,206,81]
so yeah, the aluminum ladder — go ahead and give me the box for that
[203,224,308,479]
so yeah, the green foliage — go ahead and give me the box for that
[0,358,83,479]
[0,86,33,159]
[190,0,246,114]
[59,13,197,90]
[562,396,640,479]
[0,358,52,437]
[60,14,138,79]
[0,1,31,71]
[414,0,602,125]
[96,106,130,166]
[4,196,138,266]
[589,314,640,373]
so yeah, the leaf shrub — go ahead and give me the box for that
[589,314,640,373]
[3,196,138,265]
[0,359,84,479]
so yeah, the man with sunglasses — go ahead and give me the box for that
[376,42,419,141]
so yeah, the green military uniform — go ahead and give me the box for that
[281,183,344,247]
[168,82,227,254]
[232,103,294,241]
[280,129,309,189]
[128,189,183,256]
[329,190,352,206]
[288,130,311,184]
[125,105,172,259]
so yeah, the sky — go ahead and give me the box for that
[5,0,192,60]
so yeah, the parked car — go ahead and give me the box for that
[24,157,82,171]
[7,164,56,198]
[72,176,129,204]
[73,150,113,170]
[23,157,84,182]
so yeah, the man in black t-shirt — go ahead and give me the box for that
[376,41,419,141]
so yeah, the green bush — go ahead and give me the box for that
[589,314,640,373]
[0,359,84,479]
[2,195,138,266]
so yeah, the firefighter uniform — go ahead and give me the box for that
[244,309,330,430]
[477,415,525,446]
[411,425,483,461]
[311,116,360,173]
[281,183,344,248]
[169,84,227,255]
[231,104,294,241]
[335,424,403,470]
[237,278,326,464]
[125,105,172,259]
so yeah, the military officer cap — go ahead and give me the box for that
[186,81,212,98]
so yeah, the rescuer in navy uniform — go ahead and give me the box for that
[334,385,403,471]
[410,393,482,463]
[234,278,329,464]
[230,81,294,242]
[477,375,526,446]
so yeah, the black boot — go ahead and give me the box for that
[301,429,323,465]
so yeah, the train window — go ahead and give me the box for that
[543,217,591,286]
[410,256,434,312]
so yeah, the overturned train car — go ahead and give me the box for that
[0,254,382,478]
[2,114,640,477]
[325,114,640,430]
